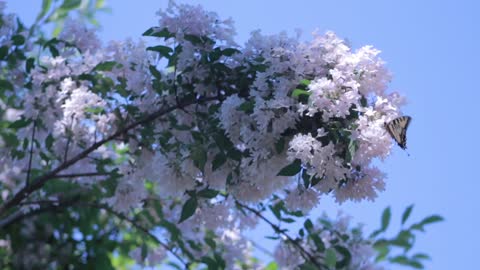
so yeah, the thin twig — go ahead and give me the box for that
[236,201,323,269]
[244,236,274,257]
[82,202,188,267]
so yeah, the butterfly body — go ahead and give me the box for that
[384,116,411,150]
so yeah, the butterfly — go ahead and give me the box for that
[384,116,412,150]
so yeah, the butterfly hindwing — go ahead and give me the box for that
[385,116,411,150]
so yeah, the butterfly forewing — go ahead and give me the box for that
[385,116,411,150]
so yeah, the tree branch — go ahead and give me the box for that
[0,95,220,216]
[54,172,111,178]
[0,195,82,228]
[25,120,37,187]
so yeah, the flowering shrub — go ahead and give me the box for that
[0,1,441,269]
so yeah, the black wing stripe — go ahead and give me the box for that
[385,116,411,150]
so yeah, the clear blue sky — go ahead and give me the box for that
[5,1,479,269]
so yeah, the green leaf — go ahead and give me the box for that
[214,253,226,269]
[8,118,31,129]
[281,217,295,223]
[291,88,311,99]
[85,106,105,115]
[0,79,13,91]
[191,146,207,171]
[191,131,203,143]
[311,175,322,187]
[141,243,148,260]
[419,215,444,226]
[299,79,311,86]
[26,58,35,73]
[390,255,423,268]
[142,27,174,39]
[95,0,107,8]
[179,196,198,223]
[334,245,352,268]
[374,244,389,262]
[410,215,443,231]
[184,34,212,45]
[59,0,82,11]
[269,203,282,220]
[277,159,302,176]
[204,237,216,250]
[381,207,391,232]
[197,188,219,199]
[390,230,413,249]
[94,61,117,71]
[275,137,285,154]
[302,170,311,188]
[325,248,337,269]
[412,253,431,260]
[310,234,325,252]
[36,0,53,22]
[149,65,162,80]
[264,262,278,270]
[200,256,217,269]
[304,219,314,232]
[212,153,226,171]
[45,134,54,150]
[360,95,368,107]
[221,48,240,56]
[146,45,173,57]
[401,204,414,225]
[237,100,254,114]
[0,46,9,60]
[12,35,25,46]
[48,44,59,57]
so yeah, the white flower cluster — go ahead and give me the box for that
[0,1,408,267]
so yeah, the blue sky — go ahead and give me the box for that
[5,1,479,269]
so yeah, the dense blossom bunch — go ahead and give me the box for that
[0,1,434,269]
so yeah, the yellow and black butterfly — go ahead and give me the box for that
[385,116,412,150]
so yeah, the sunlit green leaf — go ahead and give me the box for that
[325,248,337,268]
[36,0,53,22]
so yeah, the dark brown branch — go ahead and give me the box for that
[0,195,82,228]
[236,201,324,269]
[0,95,220,216]
[54,172,111,178]
[25,120,37,187]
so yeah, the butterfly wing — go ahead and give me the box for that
[385,116,411,150]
